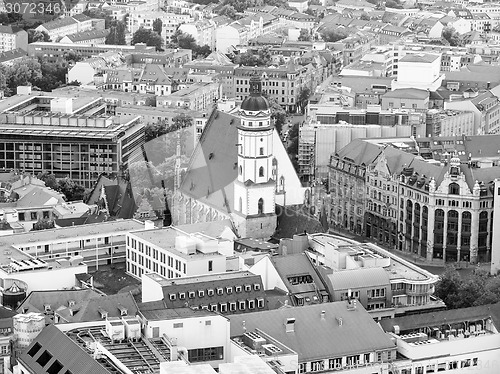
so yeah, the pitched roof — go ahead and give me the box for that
[326,267,390,290]
[17,289,102,315]
[0,25,24,34]
[55,292,138,323]
[18,324,110,374]
[399,53,440,63]
[271,253,327,296]
[0,48,28,63]
[382,88,430,100]
[228,302,395,361]
[380,302,500,333]
[39,17,78,31]
[65,28,110,42]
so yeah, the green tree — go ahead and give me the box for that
[177,32,196,49]
[217,4,237,19]
[442,26,462,47]
[37,172,59,190]
[132,27,164,51]
[31,219,55,231]
[145,120,169,142]
[28,29,51,43]
[297,86,311,114]
[298,29,311,42]
[83,8,114,29]
[106,21,126,45]
[58,177,86,201]
[320,28,349,42]
[153,18,163,35]
[385,0,403,8]
[434,266,463,308]
[171,113,193,132]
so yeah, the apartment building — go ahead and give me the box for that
[128,11,193,44]
[178,19,217,50]
[0,93,145,187]
[233,64,316,112]
[184,52,237,99]
[35,14,96,41]
[27,42,155,63]
[0,25,28,53]
[328,136,500,266]
[0,219,145,268]
[126,221,234,281]
[381,303,500,374]
[59,29,110,45]
[156,82,221,112]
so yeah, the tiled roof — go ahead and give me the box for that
[157,271,268,311]
[65,28,109,42]
[0,25,24,34]
[271,253,327,295]
[39,17,78,31]
[0,49,28,63]
[55,292,138,323]
[18,324,110,374]
[17,289,102,315]
[326,267,390,290]
[380,302,500,333]
[399,53,440,63]
[382,88,430,100]
[228,302,396,361]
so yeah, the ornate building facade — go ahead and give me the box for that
[328,137,500,265]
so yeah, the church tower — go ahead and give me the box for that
[233,74,277,238]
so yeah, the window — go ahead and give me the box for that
[36,350,53,367]
[311,361,324,372]
[205,320,211,326]
[248,299,255,309]
[169,293,176,300]
[210,304,217,312]
[235,286,242,293]
[259,166,264,177]
[259,147,264,155]
[187,346,224,363]
[254,284,261,290]
[47,361,63,374]
[258,198,264,214]
[449,361,458,370]
[208,289,214,296]
[229,302,237,311]
[226,287,233,294]
[198,290,205,297]
[244,285,251,291]
[179,292,186,300]
[299,363,307,374]
[239,300,246,310]
[217,288,223,295]
[257,298,264,308]
[188,291,195,299]
[220,303,227,313]
[329,358,342,370]
[208,260,213,272]
[27,342,42,358]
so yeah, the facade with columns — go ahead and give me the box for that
[328,138,500,266]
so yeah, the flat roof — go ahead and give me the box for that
[0,219,145,249]
[144,270,258,287]
[130,228,225,260]
[140,307,216,321]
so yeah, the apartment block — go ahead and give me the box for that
[0,25,28,53]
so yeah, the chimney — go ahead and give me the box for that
[336,317,343,326]
[320,311,326,320]
[170,337,178,361]
[285,318,295,333]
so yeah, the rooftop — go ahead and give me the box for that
[399,53,440,63]
[228,302,395,362]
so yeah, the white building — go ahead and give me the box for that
[178,19,216,50]
[126,220,235,280]
[392,53,444,91]
[0,25,28,53]
[128,11,193,44]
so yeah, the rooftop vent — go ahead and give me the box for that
[285,318,295,333]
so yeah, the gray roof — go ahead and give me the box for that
[327,267,390,290]
[380,301,500,333]
[228,302,395,361]
[139,306,217,321]
[382,88,429,100]
[18,324,110,374]
[17,289,102,315]
[399,53,440,63]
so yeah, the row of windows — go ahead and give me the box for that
[169,284,261,300]
[190,299,265,313]
[400,357,479,374]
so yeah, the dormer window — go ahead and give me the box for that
[44,304,51,312]
[235,286,242,293]
[244,285,252,292]
[198,290,205,297]
[119,306,128,316]
[226,287,233,294]
[68,300,76,308]
[179,292,186,300]
[169,293,176,301]
[207,289,214,296]
[254,284,261,291]
[98,308,108,319]
[217,288,223,295]
[188,291,195,299]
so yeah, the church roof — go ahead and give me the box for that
[179,110,240,214]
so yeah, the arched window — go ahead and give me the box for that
[239,165,242,175]
[259,166,264,177]
[449,183,460,195]
[258,198,264,214]
[239,197,243,212]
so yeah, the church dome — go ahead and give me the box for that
[241,74,269,112]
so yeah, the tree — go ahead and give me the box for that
[83,8,114,29]
[434,266,464,309]
[28,29,51,43]
[442,26,462,47]
[176,32,196,50]
[4,59,43,94]
[217,4,237,19]
[145,120,169,142]
[106,21,126,45]
[298,29,311,42]
[31,219,55,231]
[38,172,59,190]
[385,0,403,8]
[171,113,193,132]
[132,27,164,51]
[268,97,286,134]
[153,18,163,35]
[320,28,349,42]
[58,177,86,201]
[63,50,83,64]
[297,86,311,114]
